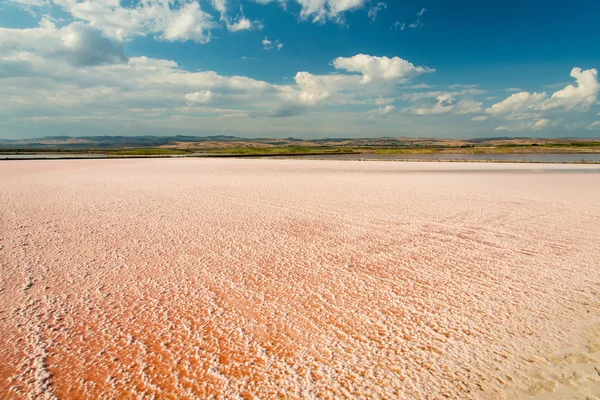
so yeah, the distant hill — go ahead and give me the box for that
[1,135,598,150]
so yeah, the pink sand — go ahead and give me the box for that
[1,159,599,399]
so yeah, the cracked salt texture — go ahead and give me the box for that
[1,159,599,399]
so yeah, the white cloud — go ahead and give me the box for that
[1,46,430,126]
[332,54,433,83]
[254,0,368,23]
[404,100,482,116]
[486,91,547,117]
[495,119,554,132]
[399,89,486,102]
[52,0,216,43]
[533,118,551,129]
[486,68,599,125]
[392,7,427,31]
[0,52,284,117]
[8,0,50,4]
[185,90,215,104]
[401,90,484,116]
[587,121,600,130]
[299,0,367,22]
[453,100,483,115]
[293,71,360,104]
[403,83,431,89]
[449,84,478,89]
[262,36,283,50]
[287,56,434,107]
[227,16,253,32]
[223,5,261,32]
[539,67,599,111]
[0,18,126,66]
[408,8,427,29]
[390,21,405,31]
[294,72,332,104]
[375,97,394,105]
[367,105,395,119]
[367,2,386,22]
[471,116,488,121]
[210,0,227,14]
[404,104,453,116]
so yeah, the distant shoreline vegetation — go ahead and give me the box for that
[1,136,600,157]
[2,146,600,157]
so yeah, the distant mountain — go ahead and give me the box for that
[0,135,251,149]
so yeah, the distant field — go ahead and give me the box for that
[2,142,600,158]
[2,136,600,158]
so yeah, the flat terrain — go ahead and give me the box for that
[1,159,599,399]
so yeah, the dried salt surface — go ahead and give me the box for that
[1,159,600,399]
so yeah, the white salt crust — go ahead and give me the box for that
[0,159,599,399]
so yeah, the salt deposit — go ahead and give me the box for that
[0,159,599,399]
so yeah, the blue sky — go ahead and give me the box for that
[1,0,599,139]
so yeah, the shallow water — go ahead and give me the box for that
[3,152,600,163]
[282,152,600,163]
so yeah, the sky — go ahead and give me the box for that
[1,0,599,139]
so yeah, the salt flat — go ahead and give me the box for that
[1,159,599,399]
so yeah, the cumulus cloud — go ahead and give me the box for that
[294,72,332,104]
[51,0,216,43]
[333,54,433,83]
[485,91,547,118]
[293,55,432,107]
[1,47,431,127]
[210,0,227,14]
[539,67,599,111]
[486,68,599,126]
[185,90,215,104]
[293,71,363,105]
[471,116,488,121]
[0,18,126,66]
[0,52,283,118]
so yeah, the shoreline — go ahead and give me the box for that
[1,153,600,164]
